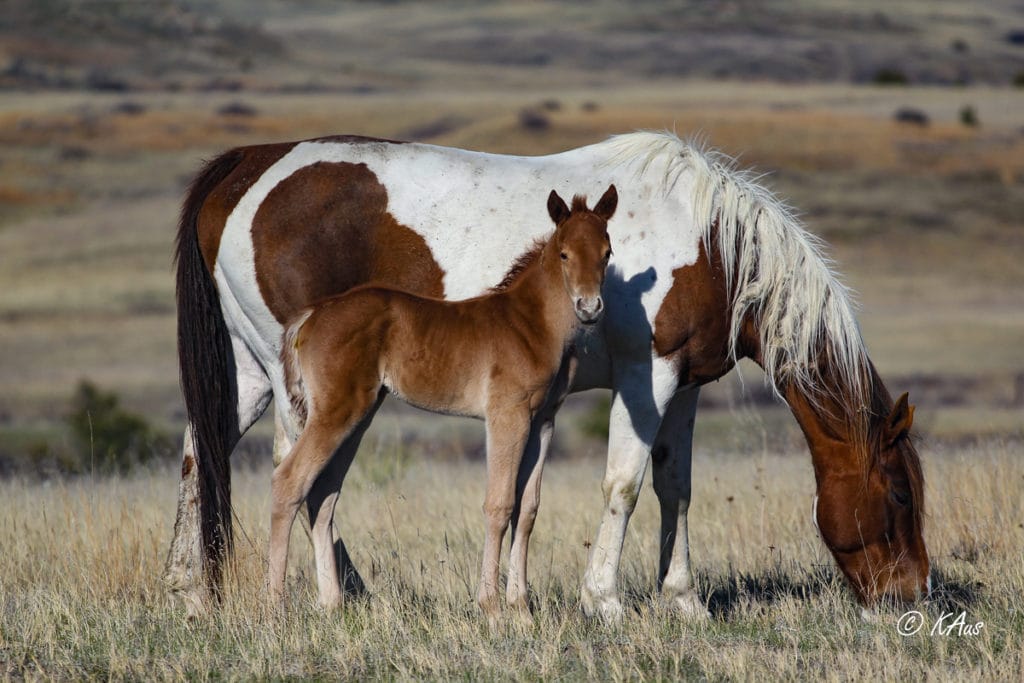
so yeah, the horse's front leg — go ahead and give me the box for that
[651,387,709,618]
[581,358,677,623]
[478,407,530,625]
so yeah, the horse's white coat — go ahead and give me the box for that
[203,131,868,621]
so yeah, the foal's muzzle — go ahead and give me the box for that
[575,296,604,324]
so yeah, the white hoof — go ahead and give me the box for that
[664,590,711,620]
[581,586,624,624]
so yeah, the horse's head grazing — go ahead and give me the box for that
[546,185,616,324]
[812,391,930,605]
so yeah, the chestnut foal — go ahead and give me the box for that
[273,185,617,620]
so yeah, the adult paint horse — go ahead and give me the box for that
[168,131,929,621]
[273,187,615,618]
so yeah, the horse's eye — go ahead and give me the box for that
[560,252,568,261]
[603,249,612,261]
[891,489,910,507]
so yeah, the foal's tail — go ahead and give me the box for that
[281,308,314,426]
[173,148,244,594]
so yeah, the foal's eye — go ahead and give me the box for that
[560,252,568,261]
[891,489,910,507]
[603,249,612,261]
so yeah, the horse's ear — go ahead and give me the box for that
[884,392,915,446]
[548,190,570,225]
[593,184,617,221]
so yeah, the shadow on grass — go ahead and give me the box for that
[926,565,984,612]
[702,564,836,618]
[621,563,984,619]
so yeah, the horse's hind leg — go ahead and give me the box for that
[164,336,272,617]
[651,388,709,618]
[304,392,383,608]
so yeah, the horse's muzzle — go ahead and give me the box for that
[575,296,604,324]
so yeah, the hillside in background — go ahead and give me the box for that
[2,0,1024,92]
[0,2,1022,471]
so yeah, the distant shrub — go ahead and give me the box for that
[950,38,969,54]
[959,105,979,127]
[518,109,550,131]
[540,99,562,112]
[66,381,170,474]
[112,100,146,116]
[893,108,929,126]
[578,394,611,442]
[217,101,258,117]
[581,101,600,113]
[873,67,908,85]
[1006,30,1024,46]
[1014,71,1024,87]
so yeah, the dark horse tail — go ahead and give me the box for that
[173,149,245,594]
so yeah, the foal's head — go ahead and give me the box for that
[546,185,617,324]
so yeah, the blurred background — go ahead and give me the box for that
[1,0,1022,476]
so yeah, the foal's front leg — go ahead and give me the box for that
[506,355,576,614]
[478,407,530,624]
[505,416,554,614]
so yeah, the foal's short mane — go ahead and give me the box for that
[491,238,545,292]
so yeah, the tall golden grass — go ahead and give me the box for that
[1,436,1020,679]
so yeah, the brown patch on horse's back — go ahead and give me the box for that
[196,141,295,269]
[181,454,194,477]
[252,161,445,323]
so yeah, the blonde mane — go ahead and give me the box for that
[603,131,871,412]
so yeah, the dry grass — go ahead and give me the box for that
[1,436,1020,679]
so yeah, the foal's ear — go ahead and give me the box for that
[548,189,570,225]
[883,392,915,446]
[593,184,618,221]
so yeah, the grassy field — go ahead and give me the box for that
[2,1,1023,678]
[0,435,1020,679]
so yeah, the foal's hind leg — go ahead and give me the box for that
[478,407,530,624]
[268,387,380,606]
[274,411,368,601]
[305,392,384,608]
